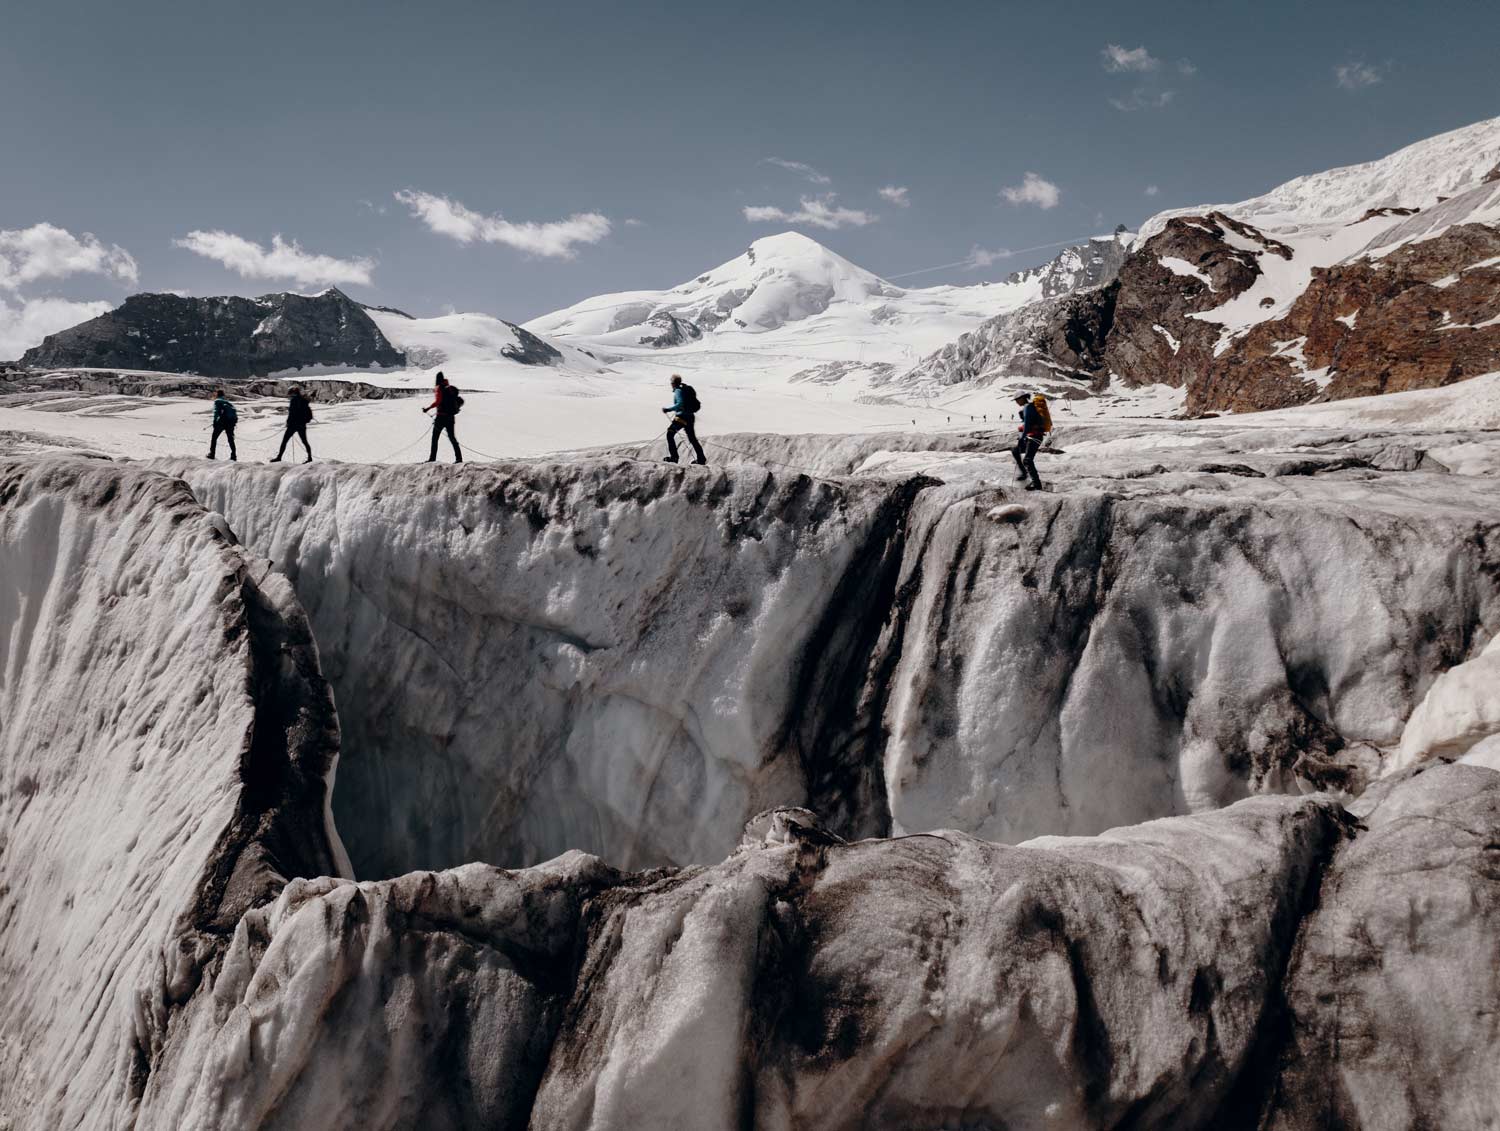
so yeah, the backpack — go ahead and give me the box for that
[680,384,701,414]
[441,384,463,414]
[290,395,313,425]
[1031,393,1053,434]
[215,399,237,425]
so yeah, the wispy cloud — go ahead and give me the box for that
[965,246,1012,269]
[762,157,832,185]
[174,230,375,286]
[0,223,138,290]
[1101,44,1159,72]
[877,185,911,208]
[623,217,645,227]
[1335,61,1383,89]
[1109,88,1175,112]
[1000,172,1060,210]
[0,295,112,359]
[1176,59,1198,76]
[743,194,878,230]
[1145,184,1160,197]
[394,190,611,259]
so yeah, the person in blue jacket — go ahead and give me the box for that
[209,390,238,461]
[661,374,707,465]
[1012,392,1044,491]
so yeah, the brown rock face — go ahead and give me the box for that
[1188,224,1500,413]
[1100,212,1288,390]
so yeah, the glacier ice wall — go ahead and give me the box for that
[167,449,1499,876]
[132,793,1349,1130]
[0,458,345,1130]
[167,460,925,878]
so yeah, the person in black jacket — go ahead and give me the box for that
[423,371,463,463]
[1012,392,1044,491]
[271,387,314,463]
[208,390,238,461]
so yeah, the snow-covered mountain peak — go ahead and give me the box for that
[1139,114,1500,239]
[672,229,900,304]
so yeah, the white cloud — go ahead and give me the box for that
[964,246,1012,269]
[624,217,645,227]
[1101,44,1159,72]
[742,195,878,230]
[1000,172,1060,210]
[0,223,138,291]
[762,157,832,185]
[877,185,911,208]
[394,190,611,259]
[0,295,112,359]
[1109,88,1175,112]
[174,230,375,286]
[1177,59,1198,76]
[1145,184,1160,197]
[1335,61,1383,89]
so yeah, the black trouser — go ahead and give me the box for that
[666,415,706,463]
[1013,434,1042,488]
[276,424,311,460]
[209,423,237,460]
[429,414,462,462]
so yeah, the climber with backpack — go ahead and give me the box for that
[208,389,238,461]
[661,374,707,465]
[271,387,315,463]
[1012,391,1051,491]
[423,371,464,463]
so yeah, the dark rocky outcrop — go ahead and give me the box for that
[1188,223,1500,413]
[21,287,405,377]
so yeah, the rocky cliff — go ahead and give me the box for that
[20,287,406,377]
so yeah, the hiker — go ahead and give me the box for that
[661,374,706,465]
[1012,392,1049,491]
[423,371,463,463]
[271,387,314,463]
[208,389,237,461]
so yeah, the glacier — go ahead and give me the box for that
[154,421,1500,880]
[4,413,1499,1128]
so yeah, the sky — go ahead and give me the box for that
[2,0,1498,356]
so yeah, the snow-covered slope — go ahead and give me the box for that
[0,459,345,1130]
[524,232,1045,393]
[1138,114,1500,239]
[896,116,1500,415]
[364,305,605,378]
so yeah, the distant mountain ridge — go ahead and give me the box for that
[895,115,1500,414]
[22,288,405,377]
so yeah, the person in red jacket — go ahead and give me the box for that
[422,371,463,463]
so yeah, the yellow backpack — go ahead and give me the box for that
[1031,393,1053,434]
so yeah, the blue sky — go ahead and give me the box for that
[2,0,1497,346]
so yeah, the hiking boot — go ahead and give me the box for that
[663,456,679,464]
[692,458,707,465]
[1024,483,1041,491]
[270,456,282,463]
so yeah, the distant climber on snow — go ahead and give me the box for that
[271,387,314,463]
[1012,392,1051,491]
[662,374,706,465]
[208,389,237,461]
[423,371,464,463]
